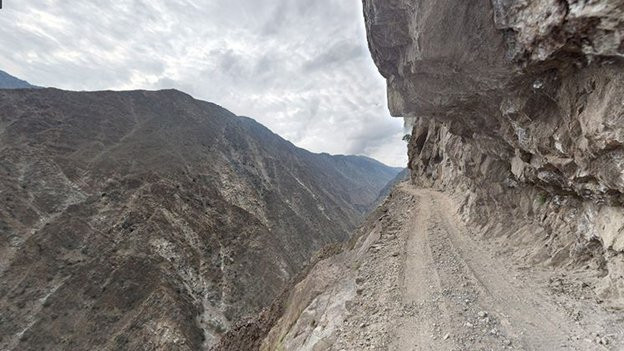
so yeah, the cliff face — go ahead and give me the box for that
[363,0,624,305]
[0,88,400,350]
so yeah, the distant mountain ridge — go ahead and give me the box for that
[0,87,400,350]
[375,167,409,203]
[0,70,36,89]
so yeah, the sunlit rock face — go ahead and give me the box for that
[363,0,624,305]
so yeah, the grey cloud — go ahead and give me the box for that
[262,1,290,36]
[302,41,366,72]
[0,0,407,166]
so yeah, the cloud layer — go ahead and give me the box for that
[0,0,408,166]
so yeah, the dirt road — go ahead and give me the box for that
[335,184,622,350]
[393,185,624,350]
[262,183,623,350]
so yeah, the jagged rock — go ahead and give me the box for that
[363,0,624,305]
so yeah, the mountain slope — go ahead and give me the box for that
[0,88,400,350]
[0,70,36,89]
[258,184,622,350]
[228,1,624,349]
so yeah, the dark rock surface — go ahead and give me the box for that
[0,88,400,350]
[363,0,624,305]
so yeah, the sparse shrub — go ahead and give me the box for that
[536,193,547,206]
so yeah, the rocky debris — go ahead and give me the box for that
[259,184,623,350]
[363,0,624,307]
[259,188,410,351]
[0,88,401,350]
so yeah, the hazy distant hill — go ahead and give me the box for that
[0,88,400,350]
[0,70,36,89]
[375,167,409,202]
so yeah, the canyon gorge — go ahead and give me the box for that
[222,0,624,350]
[2,0,624,350]
[0,87,400,350]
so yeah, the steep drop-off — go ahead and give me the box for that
[259,184,623,350]
[0,88,400,350]
[238,1,624,350]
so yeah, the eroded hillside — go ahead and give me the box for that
[229,0,624,350]
[0,88,400,350]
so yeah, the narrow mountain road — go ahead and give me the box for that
[328,183,621,350]
[392,185,615,350]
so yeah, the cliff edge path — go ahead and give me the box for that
[283,183,624,351]
[387,185,620,350]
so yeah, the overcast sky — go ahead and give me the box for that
[0,0,407,166]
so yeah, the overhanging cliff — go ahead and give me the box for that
[211,3,624,349]
[363,0,624,305]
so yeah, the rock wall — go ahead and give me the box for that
[363,0,624,305]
